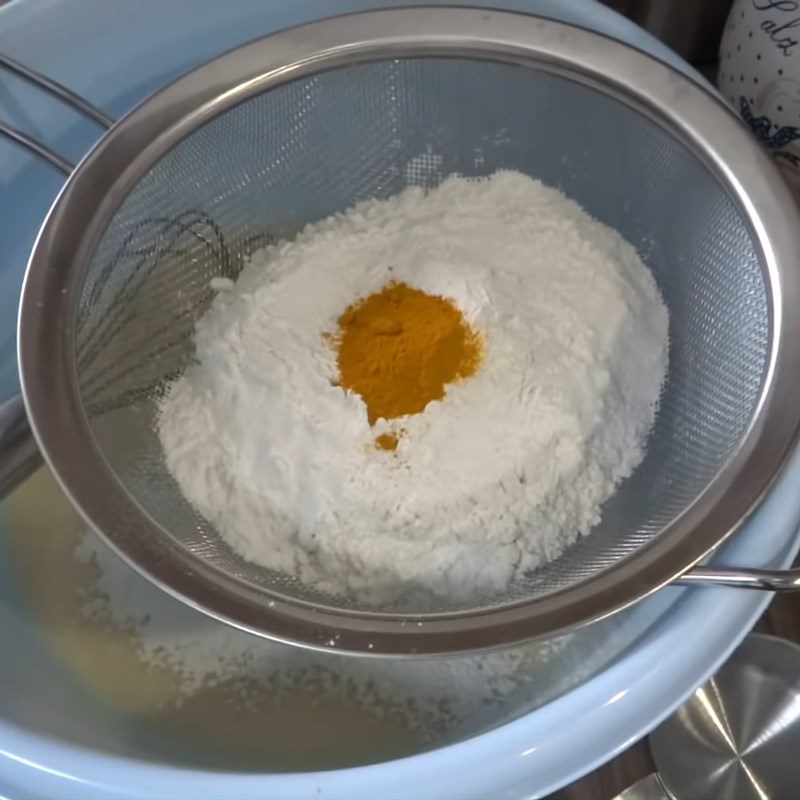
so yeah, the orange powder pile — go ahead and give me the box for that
[374,432,400,452]
[331,282,481,448]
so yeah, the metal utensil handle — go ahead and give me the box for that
[0,395,41,497]
[0,54,115,498]
[677,564,800,590]
[0,52,113,175]
[0,53,114,128]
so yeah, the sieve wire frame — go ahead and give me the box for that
[18,8,800,656]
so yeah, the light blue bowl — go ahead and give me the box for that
[1,2,798,797]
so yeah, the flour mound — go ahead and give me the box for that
[158,171,669,603]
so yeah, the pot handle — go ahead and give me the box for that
[0,394,41,498]
[612,773,672,800]
[676,564,800,591]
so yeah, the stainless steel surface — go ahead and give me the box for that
[679,565,800,591]
[0,53,114,128]
[650,633,800,799]
[612,774,672,800]
[602,0,733,63]
[16,8,800,654]
[0,395,41,498]
[0,120,74,174]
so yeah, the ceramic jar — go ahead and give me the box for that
[720,0,800,192]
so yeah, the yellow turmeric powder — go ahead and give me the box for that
[332,282,482,435]
[374,432,400,451]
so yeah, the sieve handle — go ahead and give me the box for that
[0,394,41,499]
[0,52,112,174]
[0,55,113,500]
[677,565,800,591]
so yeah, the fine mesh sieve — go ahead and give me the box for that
[18,9,800,655]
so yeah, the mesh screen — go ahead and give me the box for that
[75,58,768,614]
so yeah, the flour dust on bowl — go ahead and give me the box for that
[18,8,800,655]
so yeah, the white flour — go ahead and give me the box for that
[74,530,557,732]
[158,171,669,602]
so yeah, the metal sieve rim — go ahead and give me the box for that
[18,7,800,656]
